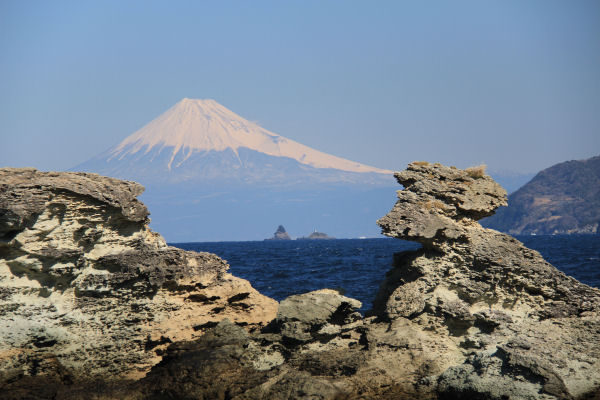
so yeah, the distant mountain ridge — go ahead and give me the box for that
[483,155,600,235]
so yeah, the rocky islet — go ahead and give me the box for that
[265,225,292,240]
[1,162,599,399]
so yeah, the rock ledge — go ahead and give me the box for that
[0,168,277,389]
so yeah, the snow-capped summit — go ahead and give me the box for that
[75,99,393,186]
[73,99,397,241]
[108,98,391,174]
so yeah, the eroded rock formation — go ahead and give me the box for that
[133,162,600,400]
[374,162,600,399]
[2,163,600,399]
[0,168,277,391]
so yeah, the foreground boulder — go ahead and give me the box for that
[139,289,366,399]
[0,168,277,393]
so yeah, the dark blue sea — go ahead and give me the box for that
[172,235,600,312]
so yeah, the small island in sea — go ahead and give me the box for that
[297,229,335,240]
[265,225,292,240]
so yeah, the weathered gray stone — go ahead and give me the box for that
[3,162,600,400]
[374,161,600,399]
[275,289,362,345]
[277,289,362,325]
[377,162,507,248]
[0,168,277,388]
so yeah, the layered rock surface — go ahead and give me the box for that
[0,168,277,390]
[2,163,600,399]
[375,162,600,399]
[126,162,600,400]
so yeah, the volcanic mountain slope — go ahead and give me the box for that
[75,98,393,186]
[484,155,600,234]
[73,99,396,241]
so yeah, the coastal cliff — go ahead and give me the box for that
[1,163,599,399]
[483,155,600,234]
[0,168,277,393]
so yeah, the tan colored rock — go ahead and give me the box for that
[3,163,600,400]
[374,162,600,399]
[135,162,600,400]
[0,168,277,383]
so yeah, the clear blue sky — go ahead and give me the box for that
[1,0,598,174]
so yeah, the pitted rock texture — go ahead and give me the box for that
[2,163,600,400]
[0,168,277,387]
[377,162,508,247]
[129,162,600,400]
[138,290,369,400]
[133,289,446,399]
[374,162,600,399]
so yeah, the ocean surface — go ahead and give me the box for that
[172,235,600,312]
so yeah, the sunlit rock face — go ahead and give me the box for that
[374,162,600,399]
[0,168,277,384]
[1,163,599,400]
[136,162,600,400]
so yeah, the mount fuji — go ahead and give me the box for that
[76,98,392,186]
[74,99,397,241]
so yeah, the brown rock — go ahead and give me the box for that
[3,162,600,400]
[141,162,600,399]
[374,162,600,399]
[0,168,277,392]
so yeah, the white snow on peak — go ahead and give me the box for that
[109,98,392,174]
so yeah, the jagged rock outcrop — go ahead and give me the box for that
[126,162,600,400]
[139,289,367,399]
[266,225,292,240]
[374,162,600,399]
[0,168,277,392]
[2,163,600,399]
